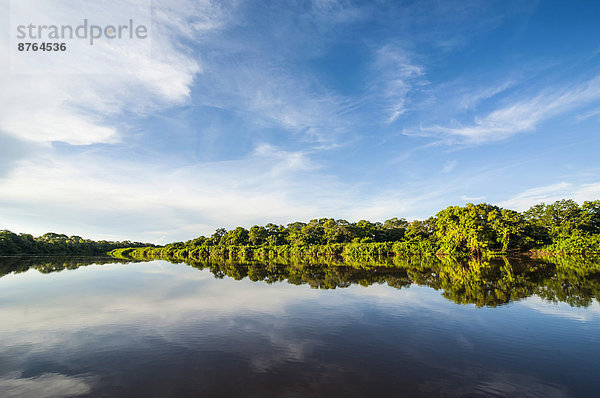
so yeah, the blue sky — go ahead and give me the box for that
[1,0,600,243]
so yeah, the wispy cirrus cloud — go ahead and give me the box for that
[194,57,354,147]
[370,45,427,123]
[497,181,600,211]
[416,75,600,144]
[184,1,374,148]
[453,79,516,111]
[575,107,600,121]
[442,160,458,173]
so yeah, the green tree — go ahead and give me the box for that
[249,225,268,246]
[286,222,308,245]
[222,227,249,246]
[210,228,227,245]
[582,200,600,234]
[382,217,408,241]
[300,219,327,245]
[323,219,354,243]
[435,204,499,255]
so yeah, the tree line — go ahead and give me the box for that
[2,199,598,257]
[0,231,153,256]
[111,199,600,259]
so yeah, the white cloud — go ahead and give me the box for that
[0,0,209,145]
[341,186,452,223]
[498,182,600,211]
[456,80,516,111]
[192,49,355,147]
[442,160,457,173]
[0,144,351,242]
[253,143,318,175]
[0,140,453,242]
[371,45,427,123]
[419,75,600,143]
[575,107,600,121]
[461,195,486,202]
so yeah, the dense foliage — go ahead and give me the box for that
[0,230,153,255]
[111,199,600,260]
[2,199,598,257]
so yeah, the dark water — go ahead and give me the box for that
[0,257,599,397]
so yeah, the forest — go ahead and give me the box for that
[110,199,600,260]
[0,231,153,255]
[1,199,599,258]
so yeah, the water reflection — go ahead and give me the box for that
[0,258,599,397]
[0,372,95,398]
[2,255,598,307]
[0,255,132,277]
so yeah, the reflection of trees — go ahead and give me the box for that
[1,254,599,308]
[175,255,600,307]
[0,256,135,277]
[161,255,600,307]
[431,257,539,307]
[532,256,600,307]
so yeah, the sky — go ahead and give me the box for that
[1,0,599,244]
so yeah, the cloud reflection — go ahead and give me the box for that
[0,372,95,398]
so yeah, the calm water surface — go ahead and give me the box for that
[0,257,599,397]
